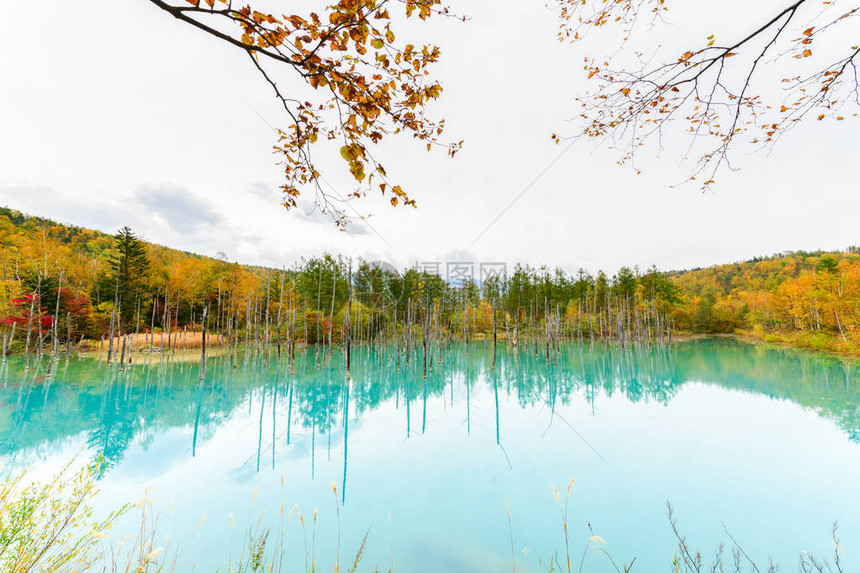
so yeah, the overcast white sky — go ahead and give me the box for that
[1,0,858,275]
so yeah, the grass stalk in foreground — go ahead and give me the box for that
[0,463,851,573]
[0,458,124,572]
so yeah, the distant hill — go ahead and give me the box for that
[0,205,265,342]
[668,249,859,353]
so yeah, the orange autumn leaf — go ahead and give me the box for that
[148,0,461,225]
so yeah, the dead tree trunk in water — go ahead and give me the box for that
[328,267,337,361]
[4,324,15,364]
[108,260,121,363]
[119,332,127,369]
[276,271,285,363]
[107,307,116,364]
[150,293,158,351]
[346,261,352,380]
[264,273,271,367]
[243,294,252,358]
[52,273,63,360]
[24,276,38,370]
[290,307,296,376]
[36,276,45,358]
[199,305,208,381]
[66,312,71,358]
[492,302,497,371]
[422,299,428,379]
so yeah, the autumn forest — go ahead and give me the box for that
[1,206,857,362]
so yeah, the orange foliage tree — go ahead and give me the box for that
[672,251,860,351]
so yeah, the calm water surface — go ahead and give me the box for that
[1,339,859,572]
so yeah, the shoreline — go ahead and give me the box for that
[2,331,857,363]
[682,331,860,362]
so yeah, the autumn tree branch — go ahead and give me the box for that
[555,0,860,188]
[146,0,463,224]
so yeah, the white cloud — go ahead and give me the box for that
[134,185,224,231]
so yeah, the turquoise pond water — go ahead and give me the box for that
[1,339,859,572]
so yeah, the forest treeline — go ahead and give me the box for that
[0,207,858,357]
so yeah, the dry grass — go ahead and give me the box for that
[83,331,228,352]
